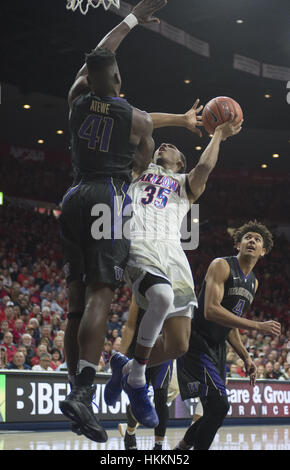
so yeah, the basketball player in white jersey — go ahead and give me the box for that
[105,112,243,427]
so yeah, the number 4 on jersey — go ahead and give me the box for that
[232,298,245,317]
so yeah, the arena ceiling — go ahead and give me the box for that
[1,0,290,172]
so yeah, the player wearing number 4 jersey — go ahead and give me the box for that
[175,221,281,450]
[105,114,243,427]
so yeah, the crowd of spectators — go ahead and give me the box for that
[0,200,289,381]
[198,178,290,224]
[1,149,290,222]
[0,153,71,204]
[225,330,290,380]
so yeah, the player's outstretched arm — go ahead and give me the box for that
[227,328,257,386]
[68,0,167,107]
[96,0,167,54]
[131,109,155,178]
[186,114,242,203]
[150,99,203,136]
[204,258,281,336]
[120,296,139,355]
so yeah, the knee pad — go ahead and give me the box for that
[145,283,175,313]
[136,284,175,348]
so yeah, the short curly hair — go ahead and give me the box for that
[233,220,274,254]
[85,47,117,74]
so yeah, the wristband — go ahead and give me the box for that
[123,13,139,30]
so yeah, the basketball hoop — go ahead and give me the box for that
[66,0,120,15]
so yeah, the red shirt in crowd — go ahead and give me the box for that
[49,361,62,371]
[6,318,15,330]
[17,273,30,284]
[0,287,9,299]
[236,367,246,378]
[31,356,41,367]
[2,344,17,363]
[12,325,26,344]
[0,310,6,323]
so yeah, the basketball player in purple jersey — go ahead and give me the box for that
[175,221,281,450]
[59,0,168,442]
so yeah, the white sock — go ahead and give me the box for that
[155,440,163,446]
[123,359,147,388]
[122,359,133,376]
[127,358,146,388]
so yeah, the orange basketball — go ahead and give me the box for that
[202,96,243,135]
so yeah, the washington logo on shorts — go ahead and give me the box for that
[187,381,201,396]
[114,266,124,281]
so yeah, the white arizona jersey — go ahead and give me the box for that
[128,164,190,242]
[126,164,197,315]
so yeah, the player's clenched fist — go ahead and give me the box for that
[259,320,281,337]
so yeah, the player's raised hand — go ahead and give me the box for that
[259,320,281,337]
[215,112,243,141]
[132,0,167,24]
[184,99,204,137]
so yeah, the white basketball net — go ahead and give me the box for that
[66,0,120,15]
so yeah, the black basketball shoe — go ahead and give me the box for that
[60,384,108,443]
[153,443,163,450]
[124,431,137,450]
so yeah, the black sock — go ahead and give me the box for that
[75,366,96,386]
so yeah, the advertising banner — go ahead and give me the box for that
[0,143,70,166]
[0,371,289,424]
[227,381,290,419]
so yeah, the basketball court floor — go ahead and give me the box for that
[0,424,289,450]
